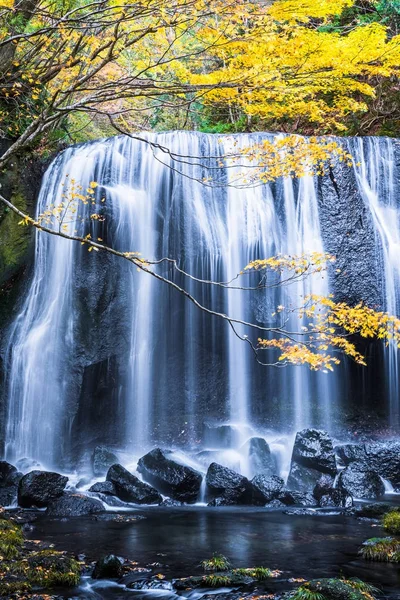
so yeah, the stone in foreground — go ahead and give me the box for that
[107,464,162,504]
[46,492,104,517]
[287,429,337,492]
[206,462,253,505]
[137,448,202,503]
[18,470,68,508]
[337,463,385,499]
[251,474,284,504]
[92,554,124,579]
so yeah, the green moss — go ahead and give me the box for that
[0,190,30,277]
[360,537,400,562]
[234,567,272,580]
[290,578,378,600]
[24,549,81,587]
[0,519,24,559]
[203,574,232,587]
[383,511,400,534]
[0,580,32,596]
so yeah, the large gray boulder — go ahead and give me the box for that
[337,463,385,499]
[287,429,337,492]
[336,441,400,489]
[18,470,68,508]
[206,462,253,505]
[107,464,162,504]
[46,492,104,517]
[137,448,202,503]
[251,474,284,504]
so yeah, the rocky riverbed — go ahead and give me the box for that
[1,428,400,598]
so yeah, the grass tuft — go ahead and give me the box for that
[360,537,400,562]
[383,511,400,535]
[201,553,231,572]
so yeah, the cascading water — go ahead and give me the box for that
[349,137,400,428]
[3,132,399,472]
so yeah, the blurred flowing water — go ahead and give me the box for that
[3,132,400,470]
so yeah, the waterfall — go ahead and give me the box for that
[3,131,399,470]
[349,137,400,428]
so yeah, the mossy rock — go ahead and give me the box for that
[175,567,274,589]
[360,537,400,562]
[383,511,400,534]
[22,549,81,587]
[290,578,378,600]
[0,518,24,558]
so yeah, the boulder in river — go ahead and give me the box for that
[287,429,337,492]
[92,554,124,579]
[18,470,68,508]
[46,492,104,517]
[137,448,202,503]
[206,462,253,505]
[336,441,400,489]
[337,463,385,499]
[251,474,284,504]
[313,474,353,508]
[0,461,22,507]
[277,489,317,507]
[240,438,277,477]
[107,464,162,504]
[91,446,119,477]
[89,481,117,496]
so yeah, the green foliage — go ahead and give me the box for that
[360,537,400,562]
[383,511,400,534]
[201,553,231,572]
[24,549,81,587]
[235,566,272,580]
[203,574,232,587]
[0,519,24,559]
[290,578,378,600]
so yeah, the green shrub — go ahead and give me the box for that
[360,537,400,562]
[0,519,24,559]
[383,511,400,534]
[201,554,231,572]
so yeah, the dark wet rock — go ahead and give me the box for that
[318,488,353,508]
[313,475,335,500]
[336,441,400,489]
[206,462,253,505]
[137,448,202,503]
[0,461,21,486]
[266,499,286,508]
[287,429,337,492]
[89,481,116,495]
[337,463,385,499]
[107,464,162,504]
[251,474,284,504]
[18,471,68,508]
[159,498,182,506]
[312,474,352,507]
[355,503,399,518]
[91,445,119,477]
[46,492,104,517]
[277,490,317,507]
[92,554,124,579]
[202,424,252,449]
[0,486,17,506]
[15,458,41,473]
[208,495,239,506]
[241,438,277,476]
